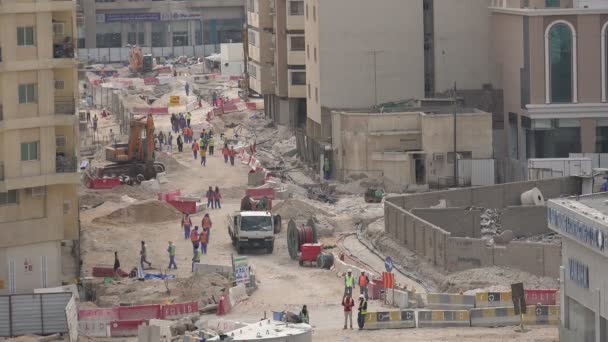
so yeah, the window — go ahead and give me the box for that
[290,36,305,51]
[172,21,189,47]
[308,84,311,99]
[96,23,122,48]
[289,1,304,15]
[306,4,309,19]
[315,87,318,103]
[151,21,167,47]
[547,22,574,103]
[127,22,145,46]
[249,63,257,78]
[21,142,39,161]
[314,47,317,62]
[18,84,37,104]
[291,71,306,85]
[54,80,65,90]
[603,22,608,102]
[17,27,35,46]
[248,31,256,46]
[307,44,310,59]
[313,6,316,21]
[545,0,560,7]
[248,0,254,11]
[0,190,18,205]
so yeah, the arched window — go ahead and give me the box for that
[602,21,608,102]
[545,21,577,103]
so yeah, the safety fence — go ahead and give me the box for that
[78,302,197,337]
[363,305,559,330]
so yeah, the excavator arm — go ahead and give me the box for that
[145,113,155,162]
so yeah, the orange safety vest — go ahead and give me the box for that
[192,142,199,151]
[223,147,229,156]
[190,230,199,242]
[202,217,212,228]
[199,230,208,244]
[230,149,236,157]
[182,217,191,226]
[359,274,368,287]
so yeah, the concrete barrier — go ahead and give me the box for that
[193,263,233,278]
[524,289,558,305]
[228,284,248,309]
[523,305,560,325]
[386,289,409,309]
[426,293,475,310]
[363,310,416,330]
[417,310,470,328]
[470,307,519,327]
[475,291,512,308]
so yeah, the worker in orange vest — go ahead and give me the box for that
[190,226,200,255]
[202,213,212,242]
[222,144,230,164]
[358,271,370,300]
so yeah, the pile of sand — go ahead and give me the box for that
[94,272,229,307]
[93,200,181,225]
[444,266,559,293]
[273,199,331,222]
[156,151,184,173]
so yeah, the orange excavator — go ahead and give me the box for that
[102,113,165,180]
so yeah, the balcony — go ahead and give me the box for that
[53,40,75,59]
[55,97,75,115]
[55,155,77,173]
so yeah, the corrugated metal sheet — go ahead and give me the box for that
[570,153,608,169]
[0,293,72,337]
[458,159,495,186]
[65,296,78,342]
[0,296,10,336]
[528,158,592,179]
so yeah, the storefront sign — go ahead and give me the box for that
[103,13,161,22]
[161,11,202,21]
[548,207,605,251]
[233,256,250,286]
[568,258,589,289]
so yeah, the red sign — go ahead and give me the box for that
[160,301,198,320]
[79,308,119,322]
[144,77,159,85]
[117,304,161,321]
[382,272,395,289]
[524,289,558,305]
[109,320,148,337]
[132,107,169,114]
[156,66,172,74]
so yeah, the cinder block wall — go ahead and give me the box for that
[411,208,480,238]
[502,205,549,237]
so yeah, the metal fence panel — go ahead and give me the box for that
[471,159,495,186]
[11,295,43,336]
[0,297,9,336]
[457,159,472,186]
[41,293,72,334]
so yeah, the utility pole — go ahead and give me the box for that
[452,82,458,187]
[368,50,384,107]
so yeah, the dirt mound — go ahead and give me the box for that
[156,151,183,173]
[80,192,105,209]
[443,266,559,293]
[273,199,331,222]
[93,200,181,225]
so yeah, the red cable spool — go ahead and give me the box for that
[287,218,318,260]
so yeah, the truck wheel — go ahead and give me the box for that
[266,243,274,254]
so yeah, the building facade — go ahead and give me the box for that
[247,0,306,128]
[79,0,244,52]
[0,0,80,294]
[548,194,608,342]
[304,0,425,142]
[491,0,608,160]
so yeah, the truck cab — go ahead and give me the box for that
[228,211,276,254]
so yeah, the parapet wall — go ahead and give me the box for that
[384,177,579,277]
[411,208,480,238]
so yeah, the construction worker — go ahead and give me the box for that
[185,82,190,97]
[202,213,212,242]
[214,186,222,209]
[229,146,237,166]
[199,227,209,254]
[181,213,192,240]
[206,186,215,209]
[192,246,201,272]
[342,294,355,330]
[212,91,218,107]
[190,226,200,254]
[191,139,199,160]
[344,269,354,296]
[177,134,183,152]
[113,251,121,277]
[186,111,192,128]
[358,271,370,299]
[200,143,207,166]
[222,144,230,164]
[299,305,309,324]
[167,241,177,269]
[208,135,215,155]
[324,156,331,180]
[140,241,152,270]
[357,294,367,330]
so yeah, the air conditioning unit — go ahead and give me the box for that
[63,201,71,214]
[54,80,65,90]
[53,23,64,36]
[433,153,444,162]
[56,135,67,147]
[31,186,47,197]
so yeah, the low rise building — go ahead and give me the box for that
[548,193,608,342]
[0,0,80,294]
[330,107,493,190]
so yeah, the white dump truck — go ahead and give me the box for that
[228,211,279,254]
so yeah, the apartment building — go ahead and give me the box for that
[0,0,80,294]
[492,0,608,160]
[247,0,306,128]
[304,0,425,142]
[80,0,244,51]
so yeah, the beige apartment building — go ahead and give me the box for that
[247,0,307,127]
[0,0,79,294]
[304,0,425,142]
[492,0,608,160]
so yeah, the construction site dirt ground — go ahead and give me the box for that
[78,73,558,341]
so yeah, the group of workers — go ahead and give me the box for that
[205,186,222,209]
[342,269,370,330]
[180,213,213,271]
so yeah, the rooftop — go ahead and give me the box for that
[551,193,608,223]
